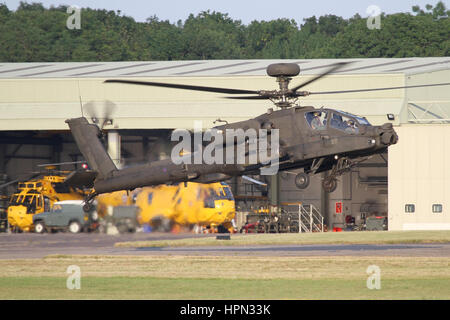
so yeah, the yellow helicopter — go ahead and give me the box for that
[96,181,236,232]
[5,166,92,232]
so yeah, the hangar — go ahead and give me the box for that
[1,57,449,231]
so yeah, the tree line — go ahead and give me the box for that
[0,1,448,62]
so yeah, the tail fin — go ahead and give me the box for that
[66,117,117,179]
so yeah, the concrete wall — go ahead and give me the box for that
[388,124,450,230]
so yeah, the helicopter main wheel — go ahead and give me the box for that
[322,177,338,193]
[294,172,310,189]
[83,202,92,213]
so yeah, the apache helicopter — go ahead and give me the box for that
[66,62,449,211]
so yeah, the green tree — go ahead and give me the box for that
[180,11,244,59]
[0,2,448,62]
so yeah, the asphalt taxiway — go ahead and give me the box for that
[0,233,449,259]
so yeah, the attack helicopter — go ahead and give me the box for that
[66,62,450,210]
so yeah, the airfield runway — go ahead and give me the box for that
[1,233,449,259]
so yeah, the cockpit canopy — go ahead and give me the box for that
[305,109,371,134]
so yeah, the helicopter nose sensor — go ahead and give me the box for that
[380,131,398,145]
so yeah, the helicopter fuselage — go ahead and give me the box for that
[73,105,397,196]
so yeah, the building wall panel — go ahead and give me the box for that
[389,125,450,230]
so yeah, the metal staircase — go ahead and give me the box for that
[281,203,325,233]
[299,204,324,233]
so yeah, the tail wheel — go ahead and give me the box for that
[322,177,338,193]
[34,221,46,234]
[68,221,82,234]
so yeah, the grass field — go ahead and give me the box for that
[114,230,450,248]
[0,255,449,299]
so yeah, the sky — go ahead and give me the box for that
[3,0,449,24]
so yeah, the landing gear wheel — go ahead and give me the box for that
[83,203,92,213]
[34,221,46,234]
[295,172,310,189]
[322,177,337,193]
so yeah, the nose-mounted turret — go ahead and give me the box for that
[377,123,398,146]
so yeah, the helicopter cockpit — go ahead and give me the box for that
[305,109,371,134]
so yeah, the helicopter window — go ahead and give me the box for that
[44,197,50,212]
[23,195,34,205]
[305,111,327,130]
[208,188,216,199]
[217,189,226,198]
[222,186,234,201]
[9,195,19,204]
[338,111,371,125]
[172,188,180,200]
[330,113,359,134]
[204,189,216,208]
[26,196,36,213]
[52,182,71,194]
[217,183,234,200]
[147,193,153,205]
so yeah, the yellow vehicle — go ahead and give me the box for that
[97,182,235,232]
[7,174,87,232]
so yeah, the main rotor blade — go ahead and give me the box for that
[307,82,450,95]
[105,79,258,95]
[291,62,350,92]
[224,95,269,100]
[0,179,19,190]
[37,161,86,167]
[242,175,267,186]
[0,172,41,190]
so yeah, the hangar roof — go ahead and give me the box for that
[0,58,449,130]
[0,57,449,78]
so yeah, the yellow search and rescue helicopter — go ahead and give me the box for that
[96,181,236,232]
[5,167,92,232]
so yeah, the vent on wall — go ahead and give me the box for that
[359,176,387,186]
